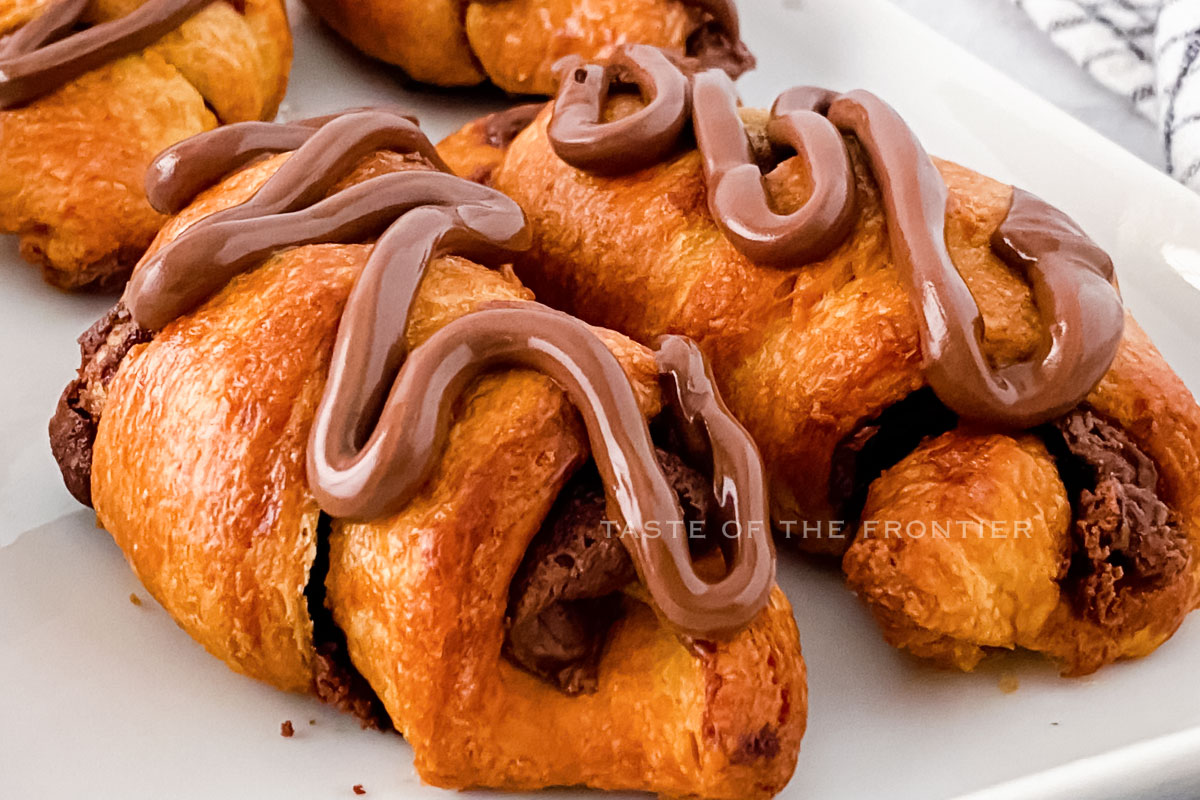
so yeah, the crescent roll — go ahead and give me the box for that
[452,53,1200,675]
[50,115,806,798]
[0,0,291,289]
[301,0,752,94]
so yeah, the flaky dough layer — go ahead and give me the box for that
[470,104,1200,675]
[303,0,712,94]
[0,0,291,288]
[88,149,806,797]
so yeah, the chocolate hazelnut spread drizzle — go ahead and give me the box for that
[695,74,856,264]
[0,0,228,110]
[548,45,691,174]
[122,108,774,637]
[143,107,427,215]
[547,48,1125,429]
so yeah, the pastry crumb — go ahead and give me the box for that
[281,720,294,738]
[352,785,366,795]
[998,672,1019,694]
[128,593,142,606]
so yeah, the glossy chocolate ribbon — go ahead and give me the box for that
[694,73,856,265]
[312,298,774,637]
[126,108,453,330]
[548,48,1125,429]
[548,45,691,175]
[125,107,775,638]
[800,88,1124,428]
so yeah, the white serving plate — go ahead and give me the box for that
[3,1,1200,798]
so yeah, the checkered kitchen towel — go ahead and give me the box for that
[1014,0,1200,191]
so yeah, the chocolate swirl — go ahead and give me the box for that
[547,46,686,173]
[124,108,774,638]
[794,89,1123,428]
[127,108,453,330]
[0,0,226,110]
[313,300,774,636]
[547,49,1125,429]
[548,45,691,175]
[695,74,856,265]
[143,108,430,215]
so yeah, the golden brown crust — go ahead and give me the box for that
[0,0,52,31]
[89,148,807,796]
[464,0,700,95]
[326,358,802,798]
[94,243,347,690]
[842,322,1200,674]
[301,0,482,87]
[89,0,292,120]
[437,109,525,186]
[333,466,804,799]
[90,151,541,691]
[0,0,292,289]
[304,0,709,94]
[488,109,1043,553]
[842,431,1073,672]
[478,105,1200,674]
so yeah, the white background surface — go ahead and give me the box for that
[883,0,1165,167]
[3,0,1200,798]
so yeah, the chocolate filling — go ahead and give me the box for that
[482,102,544,150]
[829,388,958,526]
[49,302,152,507]
[833,397,1188,624]
[731,724,782,765]
[684,21,755,79]
[51,311,720,700]
[1042,409,1190,624]
[306,514,392,730]
[466,103,545,185]
[504,448,715,694]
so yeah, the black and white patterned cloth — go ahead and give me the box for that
[1014,0,1200,191]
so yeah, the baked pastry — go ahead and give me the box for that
[450,46,1200,675]
[49,109,806,798]
[300,0,752,94]
[0,0,291,289]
